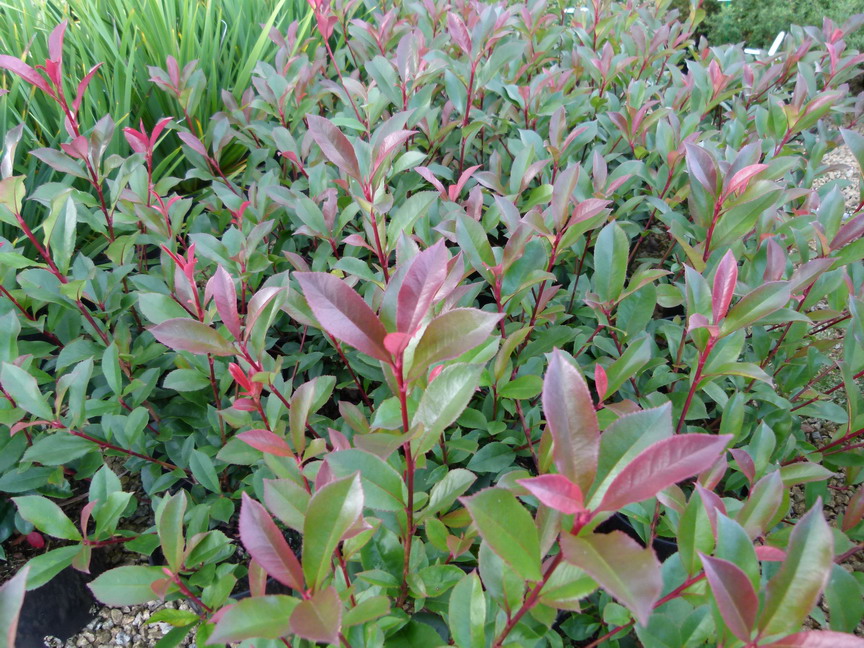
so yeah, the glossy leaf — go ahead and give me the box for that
[0,362,53,420]
[410,309,502,379]
[88,566,165,605]
[13,495,81,541]
[289,586,342,645]
[306,115,361,181]
[397,239,448,334]
[516,474,585,515]
[0,566,27,648]
[699,553,758,642]
[597,434,732,512]
[542,349,599,494]
[209,595,297,643]
[149,318,235,355]
[462,488,542,582]
[449,572,486,648]
[239,493,304,591]
[237,429,294,458]
[295,272,389,362]
[561,530,662,626]
[711,250,737,323]
[206,265,241,340]
[762,631,864,647]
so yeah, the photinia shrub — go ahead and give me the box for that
[1,1,864,646]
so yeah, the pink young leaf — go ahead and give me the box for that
[0,56,52,94]
[761,631,864,647]
[830,213,864,251]
[328,428,350,451]
[289,585,342,645]
[568,198,611,227]
[237,430,294,458]
[150,117,173,146]
[685,143,718,196]
[149,318,235,356]
[0,565,29,648]
[72,63,103,114]
[724,163,767,199]
[594,364,608,403]
[124,128,149,154]
[205,265,242,340]
[543,349,599,494]
[449,164,481,201]
[516,474,585,515]
[597,434,732,512]
[397,239,449,334]
[755,545,787,562]
[699,553,758,642]
[295,272,390,362]
[693,483,726,534]
[415,166,447,197]
[842,484,864,532]
[373,129,416,173]
[730,448,756,485]
[560,530,662,626]
[178,131,208,158]
[239,493,304,591]
[48,21,68,63]
[383,331,411,357]
[80,500,97,539]
[305,115,361,181]
[698,452,727,491]
[446,13,472,56]
[711,250,738,323]
[233,398,258,412]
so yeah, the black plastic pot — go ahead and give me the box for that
[15,566,97,648]
[595,512,678,561]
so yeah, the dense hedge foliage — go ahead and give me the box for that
[1,0,864,646]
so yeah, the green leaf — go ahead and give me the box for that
[289,585,342,645]
[157,491,187,572]
[24,545,81,590]
[678,490,715,576]
[498,374,543,399]
[162,368,211,392]
[326,449,406,512]
[21,434,95,465]
[720,282,791,336]
[422,468,476,520]
[209,595,297,643]
[758,501,834,636]
[342,595,389,627]
[825,564,863,633]
[409,309,502,380]
[736,470,785,539]
[593,222,629,303]
[190,450,221,493]
[89,566,165,605]
[413,363,484,456]
[0,362,52,419]
[149,318,235,356]
[13,495,81,541]
[148,609,201,627]
[560,530,662,626]
[603,335,651,397]
[462,487,542,582]
[303,473,364,590]
[449,571,487,648]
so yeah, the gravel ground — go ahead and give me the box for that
[53,127,864,648]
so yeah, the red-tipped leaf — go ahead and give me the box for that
[237,430,294,458]
[150,318,235,356]
[517,474,585,515]
[762,631,864,647]
[397,240,449,334]
[542,349,599,494]
[305,115,361,181]
[206,265,242,340]
[597,434,732,512]
[295,272,389,362]
[699,553,758,642]
[239,493,304,591]
[712,251,738,323]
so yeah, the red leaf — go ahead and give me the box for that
[594,364,608,403]
[516,474,585,514]
[597,434,732,512]
[149,318,235,356]
[699,553,758,642]
[72,63,103,114]
[289,585,342,645]
[542,349,599,494]
[446,13,472,56]
[842,483,864,531]
[755,545,787,562]
[205,265,242,340]
[449,164,481,201]
[830,213,864,251]
[397,239,449,334]
[762,631,864,647]
[730,448,755,485]
[150,117,173,146]
[415,166,447,197]
[295,272,389,362]
[305,115,361,181]
[374,129,416,172]
[711,250,738,323]
[0,56,52,94]
[239,493,304,591]
[237,430,294,458]
[685,143,718,195]
[178,131,208,157]
[48,21,68,63]
[724,163,767,199]
[383,331,411,356]
[124,128,149,154]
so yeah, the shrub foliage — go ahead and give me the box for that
[1,0,864,646]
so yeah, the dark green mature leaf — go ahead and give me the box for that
[326,449,406,511]
[462,488,542,582]
[593,223,629,303]
[561,530,662,626]
[303,473,364,590]
[0,362,52,419]
[89,566,164,605]
[156,491,186,572]
[825,565,864,633]
[720,282,791,336]
[413,363,484,456]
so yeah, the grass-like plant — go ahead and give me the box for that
[0,0,864,647]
